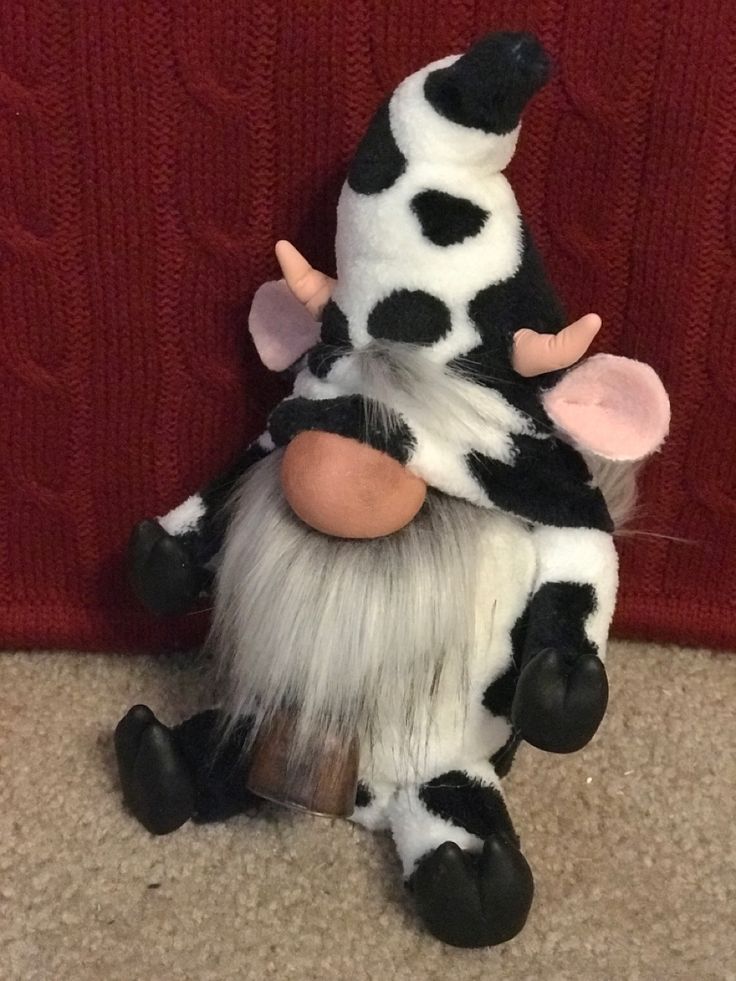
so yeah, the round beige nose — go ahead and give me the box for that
[280,431,427,539]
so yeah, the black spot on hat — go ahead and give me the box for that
[347,100,407,195]
[367,289,451,345]
[411,189,488,246]
[467,224,565,339]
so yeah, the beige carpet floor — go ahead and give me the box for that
[1,641,734,981]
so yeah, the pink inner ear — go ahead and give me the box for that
[248,279,321,371]
[542,354,670,461]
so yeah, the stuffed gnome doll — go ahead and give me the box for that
[118,32,670,948]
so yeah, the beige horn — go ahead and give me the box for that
[275,240,336,319]
[512,314,602,377]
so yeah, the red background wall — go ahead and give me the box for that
[1,0,734,652]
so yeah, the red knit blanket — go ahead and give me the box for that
[1,0,734,651]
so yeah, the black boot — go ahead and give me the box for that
[114,705,195,835]
[410,836,534,948]
[115,706,260,834]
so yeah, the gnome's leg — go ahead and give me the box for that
[512,525,618,753]
[390,762,533,948]
[129,434,274,615]
[114,706,261,835]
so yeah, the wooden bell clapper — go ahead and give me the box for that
[244,430,428,817]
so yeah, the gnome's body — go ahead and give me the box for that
[118,34,669,949]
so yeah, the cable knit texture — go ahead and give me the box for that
[1,1,734,651]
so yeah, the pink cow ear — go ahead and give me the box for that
[542,354,670,461]
[248,279,322,372]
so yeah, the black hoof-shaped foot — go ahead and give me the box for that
[115,705,195,835]
[128,519,203,616]
[512,648,609,754]
[410,836,534,948]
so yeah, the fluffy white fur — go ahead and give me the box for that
[159,494,205,535]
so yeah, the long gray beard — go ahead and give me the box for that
[210,451,491,767]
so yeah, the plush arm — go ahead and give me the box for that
[128,434,276,616]
[156,433,276,565]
